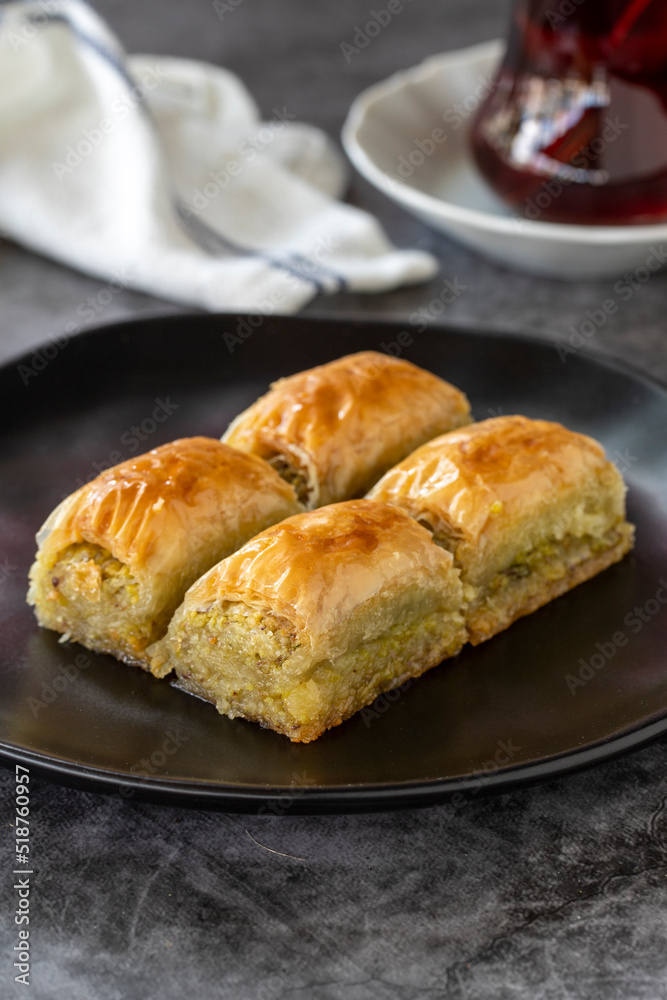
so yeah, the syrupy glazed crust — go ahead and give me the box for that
[367,416,633,582]
[222,351,471,508]
[150,499,467,740]
[27,437,303,666]
[368,416,614,548]
[32,437,301,580]
[178,498,461,649]
[368,415,635,643]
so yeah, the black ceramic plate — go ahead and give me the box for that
[1,314,666,813]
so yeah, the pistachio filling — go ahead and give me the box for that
[41,542,160,659]
[267,454,311,506]
[171,601,464,738]
[182,603,299,670]
[49,543,138,607]
[490,528,625,594]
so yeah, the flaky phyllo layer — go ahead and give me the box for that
[152,592,466,742]
[223,351,471,508]
[149,500,467,742]
[27,437,302,667]
[463,523,634,643]
[368,416,635,644]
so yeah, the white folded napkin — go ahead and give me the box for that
[0,0,437,313]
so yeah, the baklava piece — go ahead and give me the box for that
[368,416,634,644]
[150,499,466,741]
[28,437,302,670]
[222,351,471,508]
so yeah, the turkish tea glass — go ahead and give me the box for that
[471,0,667,223]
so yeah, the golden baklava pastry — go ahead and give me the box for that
[222,351,471,508]
[368,416,635,644]
[28,437,302,670]
[150,499,466,742]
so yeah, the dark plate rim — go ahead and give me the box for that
[2,312,666,813]
[4,310,667,404]
[2,713,667,813]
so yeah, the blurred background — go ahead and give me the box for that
[3,0,666,379]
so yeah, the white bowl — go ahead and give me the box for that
[342,41,667,280]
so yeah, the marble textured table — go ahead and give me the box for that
[1,1,667,998]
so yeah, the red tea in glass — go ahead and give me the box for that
[471,0,667,224]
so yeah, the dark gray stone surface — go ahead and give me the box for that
[1,1,667,998]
